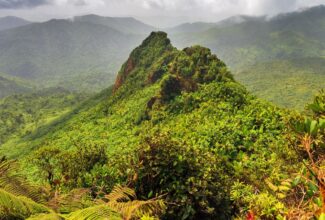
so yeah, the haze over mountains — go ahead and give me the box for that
[0,5,325,108]
[171,5,325,67]
[0,16,151,94]
[0,16,31,31]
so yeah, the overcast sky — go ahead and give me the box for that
[0,0,325,27]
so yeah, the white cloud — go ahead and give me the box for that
[0,0,325,24]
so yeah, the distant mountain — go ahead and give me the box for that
[170,6,325,68]
[136,15,192,28]
[165,15,265,35]
[74,14,155,34]
[165,22,216,34]
[0,16,31,31]
[0,18,149,92]
[216,15,266,27]
[269,5,325,42]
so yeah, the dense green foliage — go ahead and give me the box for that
[0,159,165,219]
[135,135,231,219]
[0,88,87,146]
[0,32,314,219]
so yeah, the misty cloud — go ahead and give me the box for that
[0,0,325,25]
[0,0,51,9]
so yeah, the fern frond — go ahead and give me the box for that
[0,188,51,219]
[0,159,47,202]
[108,198,166,220]
[48,188,91,213]
[105,185,136,202]
[66,204,122,220]
[104,185,165,220]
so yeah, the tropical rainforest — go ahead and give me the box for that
[0,4,324,220]
[0,31,324,219]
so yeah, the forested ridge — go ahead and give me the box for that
[0,32,324,219]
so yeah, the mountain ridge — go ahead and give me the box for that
[0,18,147,93]
[73,14,155,34]
[0,16,31,31]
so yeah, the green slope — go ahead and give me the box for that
[0,32,299,219]
[0,87,87,146]
[235,57,325,110]
[0,72,33,98]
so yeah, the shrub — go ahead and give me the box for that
[160,75,182,102]
[32,144,108,189]
[134,133,231,220]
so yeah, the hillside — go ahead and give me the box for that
[235,57,325,110]
[0,72,33,98]
[0,16,31,31]
[0,88,87,146]
[0,32,308,219]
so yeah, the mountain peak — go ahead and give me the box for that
[140,31,171,48]
[114,32,173,91]
[113,31,234,102]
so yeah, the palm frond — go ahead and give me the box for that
[66,204,122,220]
[0,188,51,219]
